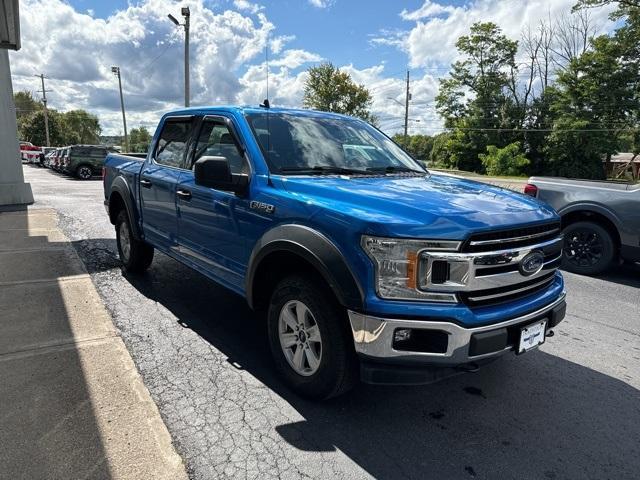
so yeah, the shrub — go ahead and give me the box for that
[479,142,530,176]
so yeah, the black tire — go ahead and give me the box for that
[267,275,358,400]
[115,210,154,272]
[562,221,615,275]
[76,165,93,180]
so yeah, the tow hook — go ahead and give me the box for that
[457,362,480,373]
[546,330,555,338]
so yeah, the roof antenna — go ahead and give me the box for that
[260,36,270,109]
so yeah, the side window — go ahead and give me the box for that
[90,148,107,158]
[155,119,193,168]
[192,120,246,174]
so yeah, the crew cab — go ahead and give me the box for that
[103,106,567,399]
[525,177,640,275]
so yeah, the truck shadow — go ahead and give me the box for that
[73,238,640,480]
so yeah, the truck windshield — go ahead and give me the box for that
[245,112,426,175]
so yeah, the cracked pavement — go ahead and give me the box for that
[23,165,640,480]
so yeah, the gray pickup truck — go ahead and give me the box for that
[525,177,640,275]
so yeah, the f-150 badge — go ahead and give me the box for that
[250,201,275,214]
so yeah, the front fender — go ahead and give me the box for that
[558,202,623,231]
[245,224,364,310]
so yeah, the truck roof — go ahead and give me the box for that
[161,105,358,121]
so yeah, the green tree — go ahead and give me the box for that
[129,126,152,153]
[391,134,434,162]
[14,91,43,139]
[20,110,66,146]
[435,22,520,172]
[429,132,457,168]
[62,110,101,144]
[303,63,375,123]
[545,10,639,179]
[479,142,530,176]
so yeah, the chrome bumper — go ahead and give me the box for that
[348,293,566,366]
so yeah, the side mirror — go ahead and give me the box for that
[194,156,249,195]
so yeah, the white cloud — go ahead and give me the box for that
[233,0,263,15]
[308,0,334,8]
[270,34,295,55]
[399,1,456,21]
[8,0,324,134]
[397,0,617,68]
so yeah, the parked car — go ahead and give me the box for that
[525,177,640,275]
[58,147,70,172]
[19,141,42,164]
[43,150,56,168]
[50,148,62,171]
[61,145,113,179]
[40,147,55,167]
[103,107,566,399]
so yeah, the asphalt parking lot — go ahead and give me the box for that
[22,165,640,480]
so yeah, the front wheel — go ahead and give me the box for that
[562,221,615,275]
[267,275,358,400]
[115,210,154,272]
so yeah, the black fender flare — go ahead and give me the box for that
[109,176,142,240]
[245,224,364,311]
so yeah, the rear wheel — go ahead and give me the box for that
[115,210,154,272]
[267,275,358,400]
[562,221,615,275]
[76,165,93,180]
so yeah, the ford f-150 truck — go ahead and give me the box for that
[524,177,640,275]
[103,106,567,399]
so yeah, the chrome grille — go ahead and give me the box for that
[418,222,563,308]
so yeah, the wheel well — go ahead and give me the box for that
[250,250,332,312]
[561,210,621,248]
[108,192,126,225]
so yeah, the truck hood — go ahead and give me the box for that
[279,173,558,239]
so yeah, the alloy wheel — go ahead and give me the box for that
[278,300,323,376]
[564,228,603,268]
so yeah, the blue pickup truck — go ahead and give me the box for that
[103,106,567,399]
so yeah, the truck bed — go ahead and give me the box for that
[529,176,640,191]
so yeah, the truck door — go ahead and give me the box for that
[140,116,195,250]
[175,115,250,291]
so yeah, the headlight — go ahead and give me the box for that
[361,236,461,302]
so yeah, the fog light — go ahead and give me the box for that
[394,328,412,343]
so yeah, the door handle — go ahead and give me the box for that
[140,179,152,188]
[177,189,192,200]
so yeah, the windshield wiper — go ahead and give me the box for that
[366,166,425,174]
[280,165,371,176]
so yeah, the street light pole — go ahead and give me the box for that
[183,7,190,108]
[168,7,190,107]
[111,66,128,152]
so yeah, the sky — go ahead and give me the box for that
[9,0,617,136]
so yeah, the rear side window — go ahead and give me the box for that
[191,119,246,174]
[72,147,91,156]
[89,148,107,158]
[155,119,193,168]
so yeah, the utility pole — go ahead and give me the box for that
[168,7,191,107]
[111,66,128,152]
[35,74,51,147]
[404,69,410,143]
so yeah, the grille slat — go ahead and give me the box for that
[463,222,561,253]
[460,272,556,307]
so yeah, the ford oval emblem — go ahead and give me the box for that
[519,251,544,276]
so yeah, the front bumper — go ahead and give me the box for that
[348,292,566,371]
